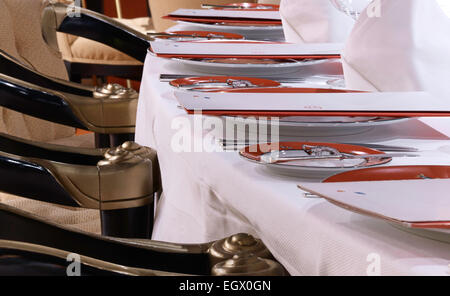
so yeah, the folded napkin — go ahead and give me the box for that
[437,0,450,17]
[280,0,371,43]
[342,0,450,98]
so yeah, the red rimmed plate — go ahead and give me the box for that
[239,142,391,179]
[173,88,450,118]
[298,178,450,242]
[169,76,280,91]
[149,39,341,60]
[208,87,364,93]
[165,57,331,76]
[222,116,411,137]
[163,15,282,26]
[157,31,244,40]
[214,3,280,10]
[323,165,450,183]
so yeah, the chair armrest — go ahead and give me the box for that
[0,136,286,275]
[0,134,157,210]
[0,203,285,275]
[0,74,138,134]
[49,3,151,63]
[0,49,93,97]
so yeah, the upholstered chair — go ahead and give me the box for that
[55,0,154,82]
[0,133,286,275]
[0,0,150,237]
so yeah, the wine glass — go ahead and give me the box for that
[329,0,364,20]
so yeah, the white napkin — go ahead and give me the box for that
[279,0,371,43]
[342,0,450,99]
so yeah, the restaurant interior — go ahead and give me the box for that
[0,0,448,277]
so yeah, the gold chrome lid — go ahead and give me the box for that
[93,83,138,100]
[208,233,272,265]
[211,252,285,276]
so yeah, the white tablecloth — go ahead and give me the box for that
[135,52,450,276]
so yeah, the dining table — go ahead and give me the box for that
[135,30,450,275]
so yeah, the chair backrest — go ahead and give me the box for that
[147,0,257,31]
[0,0,74,142]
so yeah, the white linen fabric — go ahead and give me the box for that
[437,0,450,17]
[135,48,450,275]
[280,0,371,43]
[342,0,450,98]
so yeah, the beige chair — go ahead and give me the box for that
[0,0,152,233]
[0,0,85,145]
[56,0,154,82]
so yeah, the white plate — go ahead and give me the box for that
[172,57,329,76]
[239,142,391,180]
[176,20,284,41]
[224,116,412,137]
[299,179,450,242]
[389,223,450,244]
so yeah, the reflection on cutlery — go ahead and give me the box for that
[147,32,230,39]
[260,152,419,164]
[303,193,321,199]
[218,139,419,152]
[160,74,343,84]
[201,4,275,9]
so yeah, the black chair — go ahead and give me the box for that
[56,0,153,83]
[0,134,286,276]
[0,0,152,148]
[0,0,287,276]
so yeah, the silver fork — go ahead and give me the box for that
[218,139,419,152]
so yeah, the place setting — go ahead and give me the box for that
[299,176,450,243]
[148,37,342,76]
[162,2,284,40]
[164,75,416,141]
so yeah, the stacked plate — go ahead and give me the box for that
[164,3,284,40]
[167,75,413,139]
[150,39,342,75]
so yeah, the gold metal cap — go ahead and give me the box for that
[211,252,285,276]
[97,142,157,210]
[208,233,272,265]
[93,83,138,100]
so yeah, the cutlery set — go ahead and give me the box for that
[217,139,419,152]
[160,74,344,88]
[260,151,418,165]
